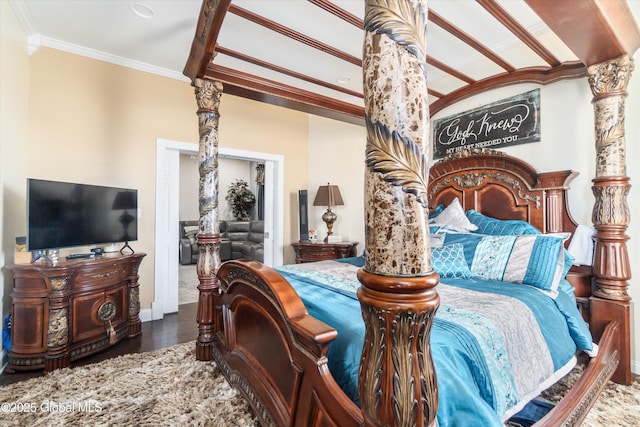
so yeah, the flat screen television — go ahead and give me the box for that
[27,178,138,251]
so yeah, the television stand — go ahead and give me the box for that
[5,253,145,372]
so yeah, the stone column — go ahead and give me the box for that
[587,55,634,384]
[358,1,440,425]
[193,77,224,361]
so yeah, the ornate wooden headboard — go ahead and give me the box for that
[428,149,579,235]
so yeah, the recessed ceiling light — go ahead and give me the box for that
[336,76,351,85]
[131,3,155,19]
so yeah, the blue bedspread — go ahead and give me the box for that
[276,257,593,427]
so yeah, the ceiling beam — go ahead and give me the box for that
[526,0,640,66]
[477,0,561,67]
[430,61,586,116]
[429,10,515,72]
[207,64,365,125]
[215,45,363,98]
[228,3,362,66]
[183,0,232,80]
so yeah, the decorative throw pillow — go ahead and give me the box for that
[430,198,478,232]
[431,244,472,279]
[465,210,540,235]
[468,234,567,297]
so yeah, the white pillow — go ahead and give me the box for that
[431,198,478,232]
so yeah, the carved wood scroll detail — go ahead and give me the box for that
[428,172,541,208]
[211,345,276,427]
[50,276,69,291]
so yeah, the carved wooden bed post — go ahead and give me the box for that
[587,55,634,385]
[358,1,440,425]
[193,77,225,361]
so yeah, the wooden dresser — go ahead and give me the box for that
[291,241,359,263]
[5,253,145,372]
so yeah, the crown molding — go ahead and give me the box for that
[9,0,36,36]
[39,36,189,82]
[9,0,188,82]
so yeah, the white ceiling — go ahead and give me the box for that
[13,0,202,80]
[11,0,640,116]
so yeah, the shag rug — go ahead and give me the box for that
[179,264,200,305]
[0,341,638,426]
[0,342,259,426]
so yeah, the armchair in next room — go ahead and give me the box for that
[179,220,232,265]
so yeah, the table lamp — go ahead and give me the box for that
[313,183,344,242]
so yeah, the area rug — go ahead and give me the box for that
[0,342,258,426]
[0,342,637,426]
[179,264,200,305]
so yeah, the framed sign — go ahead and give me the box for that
[432,89,540,159]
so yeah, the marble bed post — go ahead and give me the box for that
[193,77,224,362]
[587,55,635,385]
[358,0,440,425]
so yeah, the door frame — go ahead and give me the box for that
[152,138,284,320]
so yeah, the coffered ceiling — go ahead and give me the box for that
[13,0,640,125]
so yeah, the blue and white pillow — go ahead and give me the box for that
[465,209,540,236]
[431,244,472,279]
[443,232,567,298]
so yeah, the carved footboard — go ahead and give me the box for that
[214,260,364,427]
[535,321,620,426]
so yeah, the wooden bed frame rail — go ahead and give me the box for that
[214,260,364,427]
[214,258,620,427]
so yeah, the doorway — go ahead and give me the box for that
[152,138,284,320]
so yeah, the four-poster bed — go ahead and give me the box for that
[183,0,639,425]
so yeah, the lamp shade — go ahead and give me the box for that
[112,191,137,210]
[313,184,344,207]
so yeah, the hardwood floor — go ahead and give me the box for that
[0,302,198,387]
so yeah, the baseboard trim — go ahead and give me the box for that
[140,308,154,323]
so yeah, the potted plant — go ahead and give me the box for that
[226,179,256,220]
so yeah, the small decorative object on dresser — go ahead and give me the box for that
[291,241,358,263]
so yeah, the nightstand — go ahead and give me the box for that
[291,241,359,263]
[566,264,592,322]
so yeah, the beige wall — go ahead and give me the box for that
[308,116,365,249]
[20,47,308,313]
[1,2,30,326]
